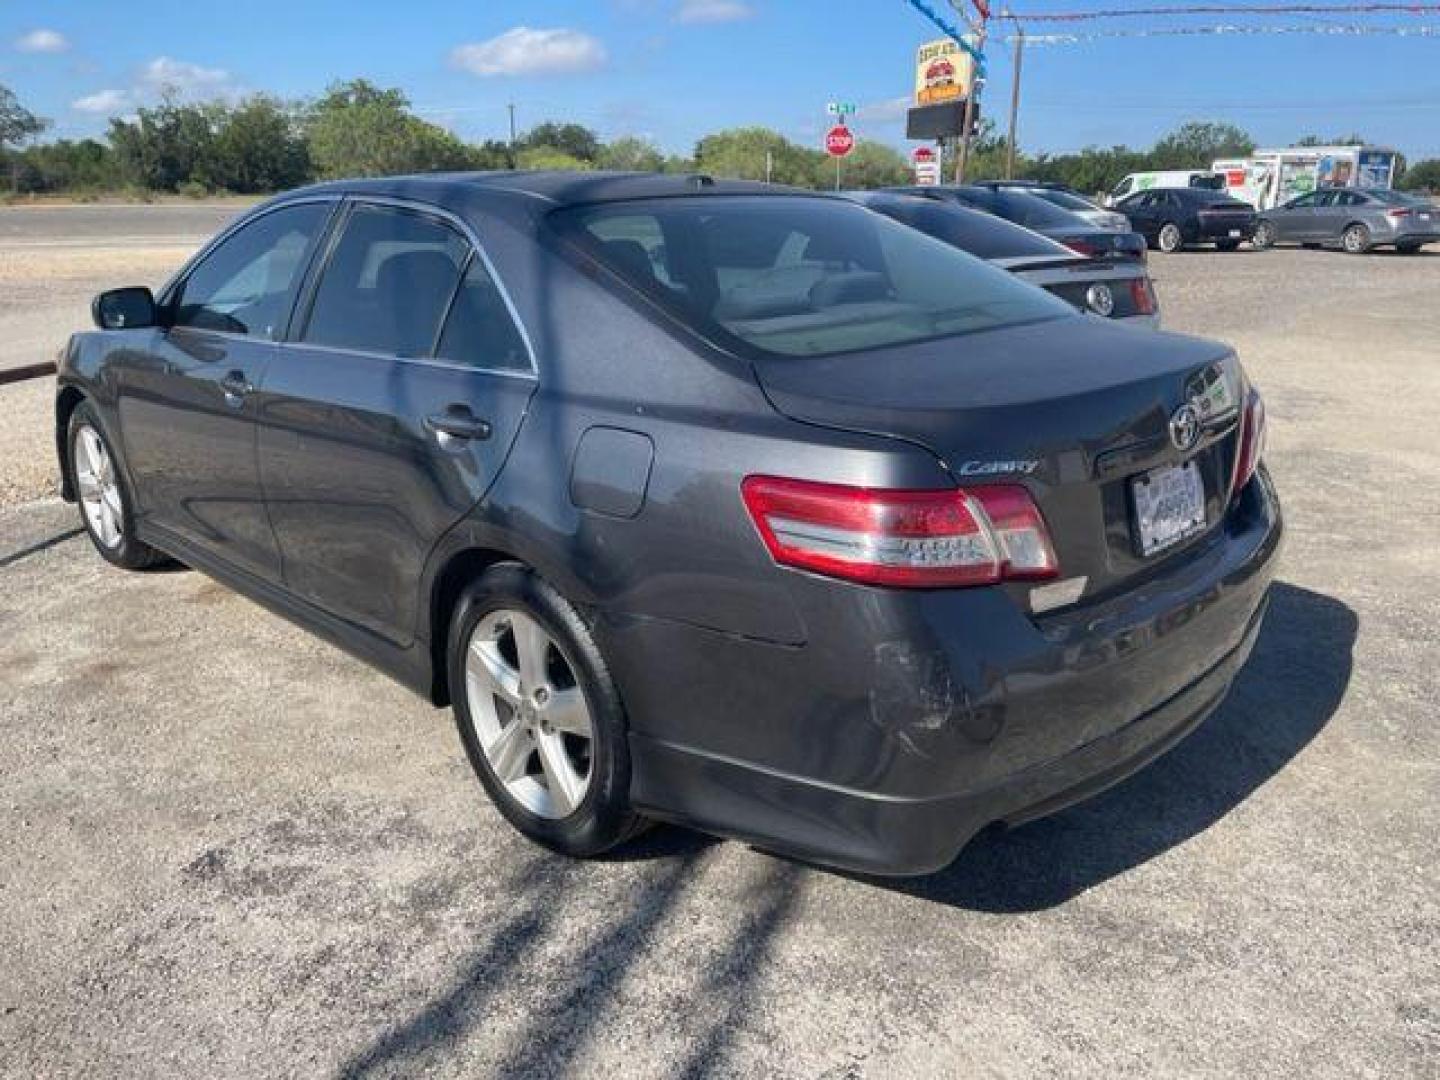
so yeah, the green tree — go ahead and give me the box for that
[1399,159,1440,192]
[2,83,51,190]
[838,139,909,189]
[523,121,601,163]
[306,79,483,179]
[516,145,591,171]
[10,139,118,193]
[597,135,664,172]
[1149,121,1255,170]
[694,126,823,186]
[210,95,310,193]
[108,96,224,191]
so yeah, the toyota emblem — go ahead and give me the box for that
[1085,283,1115,317]
[1169,404,1201,452]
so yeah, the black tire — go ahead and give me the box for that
[66,400,169,570]
[1396,243,1423,255]
[1252,221,1277,250]
[1342,223,1371,254]
[448,562,646,858]
[1157,221,1184,253]
[1215,239,1241,251]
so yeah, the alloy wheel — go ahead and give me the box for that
[1254,222,1276,249]
[74,424,124,549]
[1343,225,1368,254]
[1159,223,1182,253]
[465,608,594,819]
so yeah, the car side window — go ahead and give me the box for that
[1337,191,1364,206]
[1315,191,1339,208]
[1287,193,1318,209]
[172,203,329,339]
[302,204,469,358]
[435,256,531,373]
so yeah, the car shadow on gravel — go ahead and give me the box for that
[872,580,1357,913]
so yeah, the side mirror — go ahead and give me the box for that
[92,286,158,330]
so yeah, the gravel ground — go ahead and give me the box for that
[1,226,1437,1078]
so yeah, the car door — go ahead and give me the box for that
[1119,192,1155,237]
[1311,190,1347,242]
[254,198,536,647]
[115,199,334,579]
[1273,192,1317,241]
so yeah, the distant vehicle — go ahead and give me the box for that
[1107,171,1225,205]
[887,184,1148,260]
[56,171,1280,876]
[1116,187,1258,253]
[1214,146,1400,210]
[1252,187,1439,254]
[971,180,1132,232]
[844,190,1159,326]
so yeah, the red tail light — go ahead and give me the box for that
[1386,208,1413,220]
[740,476,1058,588]
[1065,239,1100,257]
[1230,390,1267,501]
[1129,277,1156,316]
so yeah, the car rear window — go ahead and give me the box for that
[956,188,1081,231]
[1026,188,1098,213]
[551,195,1070,359]
[866,197,1073,261]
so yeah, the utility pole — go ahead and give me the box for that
[954,7,988,183]
[1006,23,1024,180]
[507,103,517,169]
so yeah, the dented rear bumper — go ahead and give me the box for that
[609,469,1283,876]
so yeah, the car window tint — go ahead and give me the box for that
[985,189,1078,229]
[879,199,1071,260]
[303,204,468,357]
[556,195,1070,359]
[1287,193,1318,209]
[173,203,328,339]
[435,257,530,372]
[1337,191,1364,206]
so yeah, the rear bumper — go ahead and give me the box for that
[610,469,1283,876]
[1195,217,1257,241]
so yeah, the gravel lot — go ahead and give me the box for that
[0,211,1436,1078]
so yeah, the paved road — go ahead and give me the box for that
[0,203,243,376]
[1,246,1437,1077]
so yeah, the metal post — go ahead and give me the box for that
[836,154,842,191]
[955,22,987,183]
[1006,26,1024,180]
[507,103,517,169]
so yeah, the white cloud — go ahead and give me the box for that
[16,29,69,54]
[450,27,607,77]
[857,96,909,124]
[674,0,754,24]
[72,89,130,115]
[138,56,237,98]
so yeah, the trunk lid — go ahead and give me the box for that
[752,315,1241,604]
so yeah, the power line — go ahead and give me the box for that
[1009,22,1440,42]
[1006,3,1440,21]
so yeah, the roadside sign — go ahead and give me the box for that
[825,125,855,158]
[971,0,991,19]
[914,38,975,107]
[826,102,857,119]
[912,146,937,164]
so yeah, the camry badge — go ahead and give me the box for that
[1169,404,1201,452]
[1085,283,1115,317]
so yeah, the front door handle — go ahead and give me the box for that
[220,370,252,406]
[425,407,492,443]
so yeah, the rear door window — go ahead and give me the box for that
[173,202,330,339]
[302,204,469,357]
[435,257,531,372]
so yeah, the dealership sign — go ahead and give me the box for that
[912,146,941,186]
[914,38,974,107]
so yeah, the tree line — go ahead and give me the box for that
[2,80,1437,198]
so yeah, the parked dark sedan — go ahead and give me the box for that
[887,183,1149,260]
[842,190,1160,326]
[1253,187,1439,254]
[1117,187,1258,252]
[56,172,1280,876]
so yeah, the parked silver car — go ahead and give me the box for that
[1253,188,1439,254]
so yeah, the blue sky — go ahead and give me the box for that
[4,1,1438,159]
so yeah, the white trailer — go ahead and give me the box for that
[1212,146,1399,210]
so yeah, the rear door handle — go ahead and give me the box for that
[220,370,252,404]
[425,407,492,442]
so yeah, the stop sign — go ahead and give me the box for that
[825,125,855,158]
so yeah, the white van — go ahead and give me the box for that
[1106,171,1225,206]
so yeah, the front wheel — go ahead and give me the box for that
[1157,222,1184,253]
[1342,223,1371,254]
[1252,221,1277,250]
[67,401,169,570]
[448,563,646,858]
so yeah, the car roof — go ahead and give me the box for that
[275,170,814,207]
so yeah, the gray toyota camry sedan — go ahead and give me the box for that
[56,172,1281,876]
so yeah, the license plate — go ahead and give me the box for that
[1228,229,1242,238]
[1420,213,1433,223]
[1132,461,1206,556]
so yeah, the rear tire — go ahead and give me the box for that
[448,563,646,859]
[66,401,169,570]
[1252,221,1277,250]
[1396,242,1423,255]
[1157,222,1184,253]
[1342,223,1371,254]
